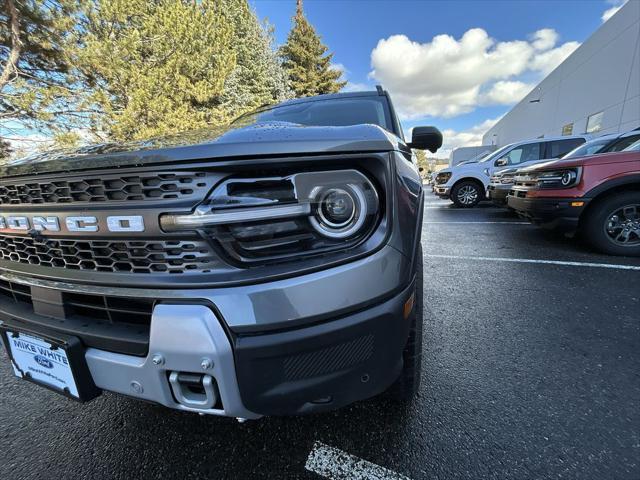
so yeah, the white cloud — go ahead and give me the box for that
[528,41,580,75]
[479,80,535,106]
[343,82,372,92]
[369,28,580,119]
[431,116,502,159]
[602,6,621,21]
[531,29,559,51]
[602,0,626,22]
[331,63,348,76]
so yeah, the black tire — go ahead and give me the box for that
[451,180,483,208]
[582,191,640,256]
[387,245,424,401]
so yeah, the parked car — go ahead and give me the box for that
[434,135,589,207]
[487,167,519,206]
[562,128,640,159]
[489,129,640,206]
[508,142,640,256]
[0,89,443,419]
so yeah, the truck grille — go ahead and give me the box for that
[0,278,154,355]
[0,172,211,205]
[0,235,216,274]
[0,279,153,326]
[0,278,32,306]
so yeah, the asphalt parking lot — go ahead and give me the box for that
[1,190,639,480]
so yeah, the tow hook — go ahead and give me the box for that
[169,372,218,410]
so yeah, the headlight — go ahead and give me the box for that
[160,169,380,264]
[311,184,368,239]
[436,172,452,184]
[534,168,582,188]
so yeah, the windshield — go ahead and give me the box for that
[562,137,613,159]
[622,139,640,152]
[478,144,514,163]
[233,96,393,132]
[604,133,640,152]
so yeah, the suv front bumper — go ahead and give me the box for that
[0,245,415,417]
[487,184,511,205]
[434,185,450,197]
[507,193,589,233]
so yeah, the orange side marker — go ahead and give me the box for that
[403,292,415,319]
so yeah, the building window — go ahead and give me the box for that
[562,123,573,136]
[586,112,604,133]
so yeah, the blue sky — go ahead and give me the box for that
[252,0,626,155]
[4,0,627,157]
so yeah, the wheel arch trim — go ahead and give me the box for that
[584,174,640,200]
[579,175,640,225]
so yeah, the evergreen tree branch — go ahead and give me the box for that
[0,0,23,92]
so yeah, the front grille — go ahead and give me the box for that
[0,279,153,327]
[511,189,527,198]
[0,172,210,205]
[0,235,216,274]
[63,292,153,326]
[0,279,153,326]
[0,278,32,306]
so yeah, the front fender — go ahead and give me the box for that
[450,173,489,189]
[387,151,423,273]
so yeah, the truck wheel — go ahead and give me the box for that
[387,245,424,401]
[451,180,482,208]
[582,191,640,256]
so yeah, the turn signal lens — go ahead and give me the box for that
[403,292,415,319]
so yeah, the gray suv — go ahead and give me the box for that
[0,89,441,419]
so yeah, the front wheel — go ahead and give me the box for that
[451,181,483,208]
[582,191,640,256]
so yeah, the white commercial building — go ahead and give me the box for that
[448,145,497,167]
[483,0,640,147]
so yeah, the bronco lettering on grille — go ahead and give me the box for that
[0,215,145,233]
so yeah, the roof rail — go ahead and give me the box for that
[376,85,384,95]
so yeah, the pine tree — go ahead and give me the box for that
[413,149,428,171]
[0,0,83,136]
[2,0,297,150]
[215,1,292,122]
[279,0,346,97]
[0,138,12,159]
[75,0,238,141]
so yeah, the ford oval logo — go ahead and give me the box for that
[34,355,54,369]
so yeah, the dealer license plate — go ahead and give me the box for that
[4,330,80,398]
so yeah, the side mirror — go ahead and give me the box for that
[409,126,443,153]
[495,158,508,167]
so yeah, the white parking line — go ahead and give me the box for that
[305,442,412,480]
[425,254,640,271]
[424,221,529,225]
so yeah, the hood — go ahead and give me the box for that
[519,151,640,172]
[494,167,518,176]
[451,161,487,174]
[0,121,401,178]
